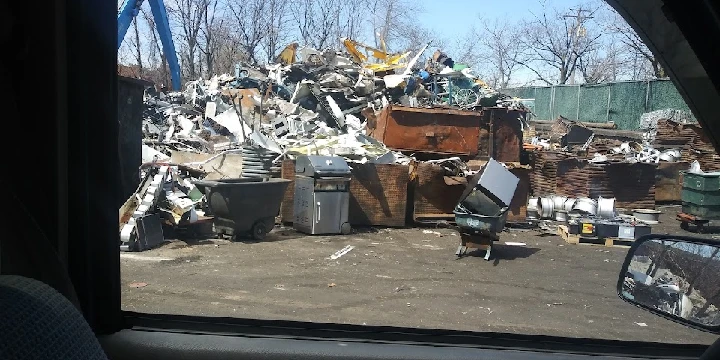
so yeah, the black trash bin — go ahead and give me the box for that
[194,178,291,240]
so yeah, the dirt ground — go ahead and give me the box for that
[122,205,719,345]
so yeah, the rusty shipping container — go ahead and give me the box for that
[368,105,523,161]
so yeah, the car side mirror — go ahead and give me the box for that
[618,235,720,334]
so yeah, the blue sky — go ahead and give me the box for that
[416,0,584,42]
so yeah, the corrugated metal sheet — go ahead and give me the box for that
[656,119,697,146]
[555,160,656,209]
[529,151,569,196]
[241,146,276,178]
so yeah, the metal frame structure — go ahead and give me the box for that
[117,0,181,91]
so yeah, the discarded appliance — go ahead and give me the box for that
[293,155,352,235]
[194,178,290,240]
[453,158,519,260]
[465,158,519,207]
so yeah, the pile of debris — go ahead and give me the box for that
[527,116,686,165]
[119,40,530,251]
[142,41,528,164]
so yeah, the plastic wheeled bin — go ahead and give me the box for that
[193,178,291,240]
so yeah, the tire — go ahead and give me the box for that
[340,222,352,235]
[252,221,268,240]
[680,221,689,231]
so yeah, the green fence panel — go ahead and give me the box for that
[551,85,579,120]
[533,87,552,120]
[579,84,611,123]
[649,80,692,113]
[608,81,647,130]
[506,79,691,130]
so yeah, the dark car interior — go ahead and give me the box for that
[2,0,720,359]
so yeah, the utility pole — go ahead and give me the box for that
[563,7,592,84]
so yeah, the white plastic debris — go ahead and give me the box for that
[689,160,704,174]
[213,109,252,141]
[329,245,355,260]
[142,144,170,163]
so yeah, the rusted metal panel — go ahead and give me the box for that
[280,160,296,223]
[478,108,524,163]
[655,162,688,202]
[368,105,524,160]
[412,162,467,222]
[349,163,409,227]
[370,105,483,156]
[507,166,531,222]
[555,160,656,209]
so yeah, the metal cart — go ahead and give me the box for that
[193,177,290,240]
[453,209,508,260]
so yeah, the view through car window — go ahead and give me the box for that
[117,0,719,345]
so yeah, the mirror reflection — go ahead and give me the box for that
[621,239,720,327]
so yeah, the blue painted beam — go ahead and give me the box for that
[148,0,182,91]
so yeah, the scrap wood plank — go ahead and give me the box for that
[557,225,633,248]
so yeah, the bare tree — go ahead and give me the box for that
[198,0,220,76]
[452,27,482,70]
[517,5,603,85]
[227,0,269,64]
[607,12,666,79]
[261,0,291,62]
[576,41,625,84]
[291,0,343,50]
[474,19,524,89]
[214,23,251,73]
[168,0,211,80]
[132,17,144,76]
[366,0,426,52]
[141,8,170,86]
[337,0,366,43]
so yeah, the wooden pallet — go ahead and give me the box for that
[557,225,633,248]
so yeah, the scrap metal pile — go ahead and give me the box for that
[140,40,529,166]
[121,41,529,252]
[527,115,687,165]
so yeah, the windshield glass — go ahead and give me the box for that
[117,0,718,345]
